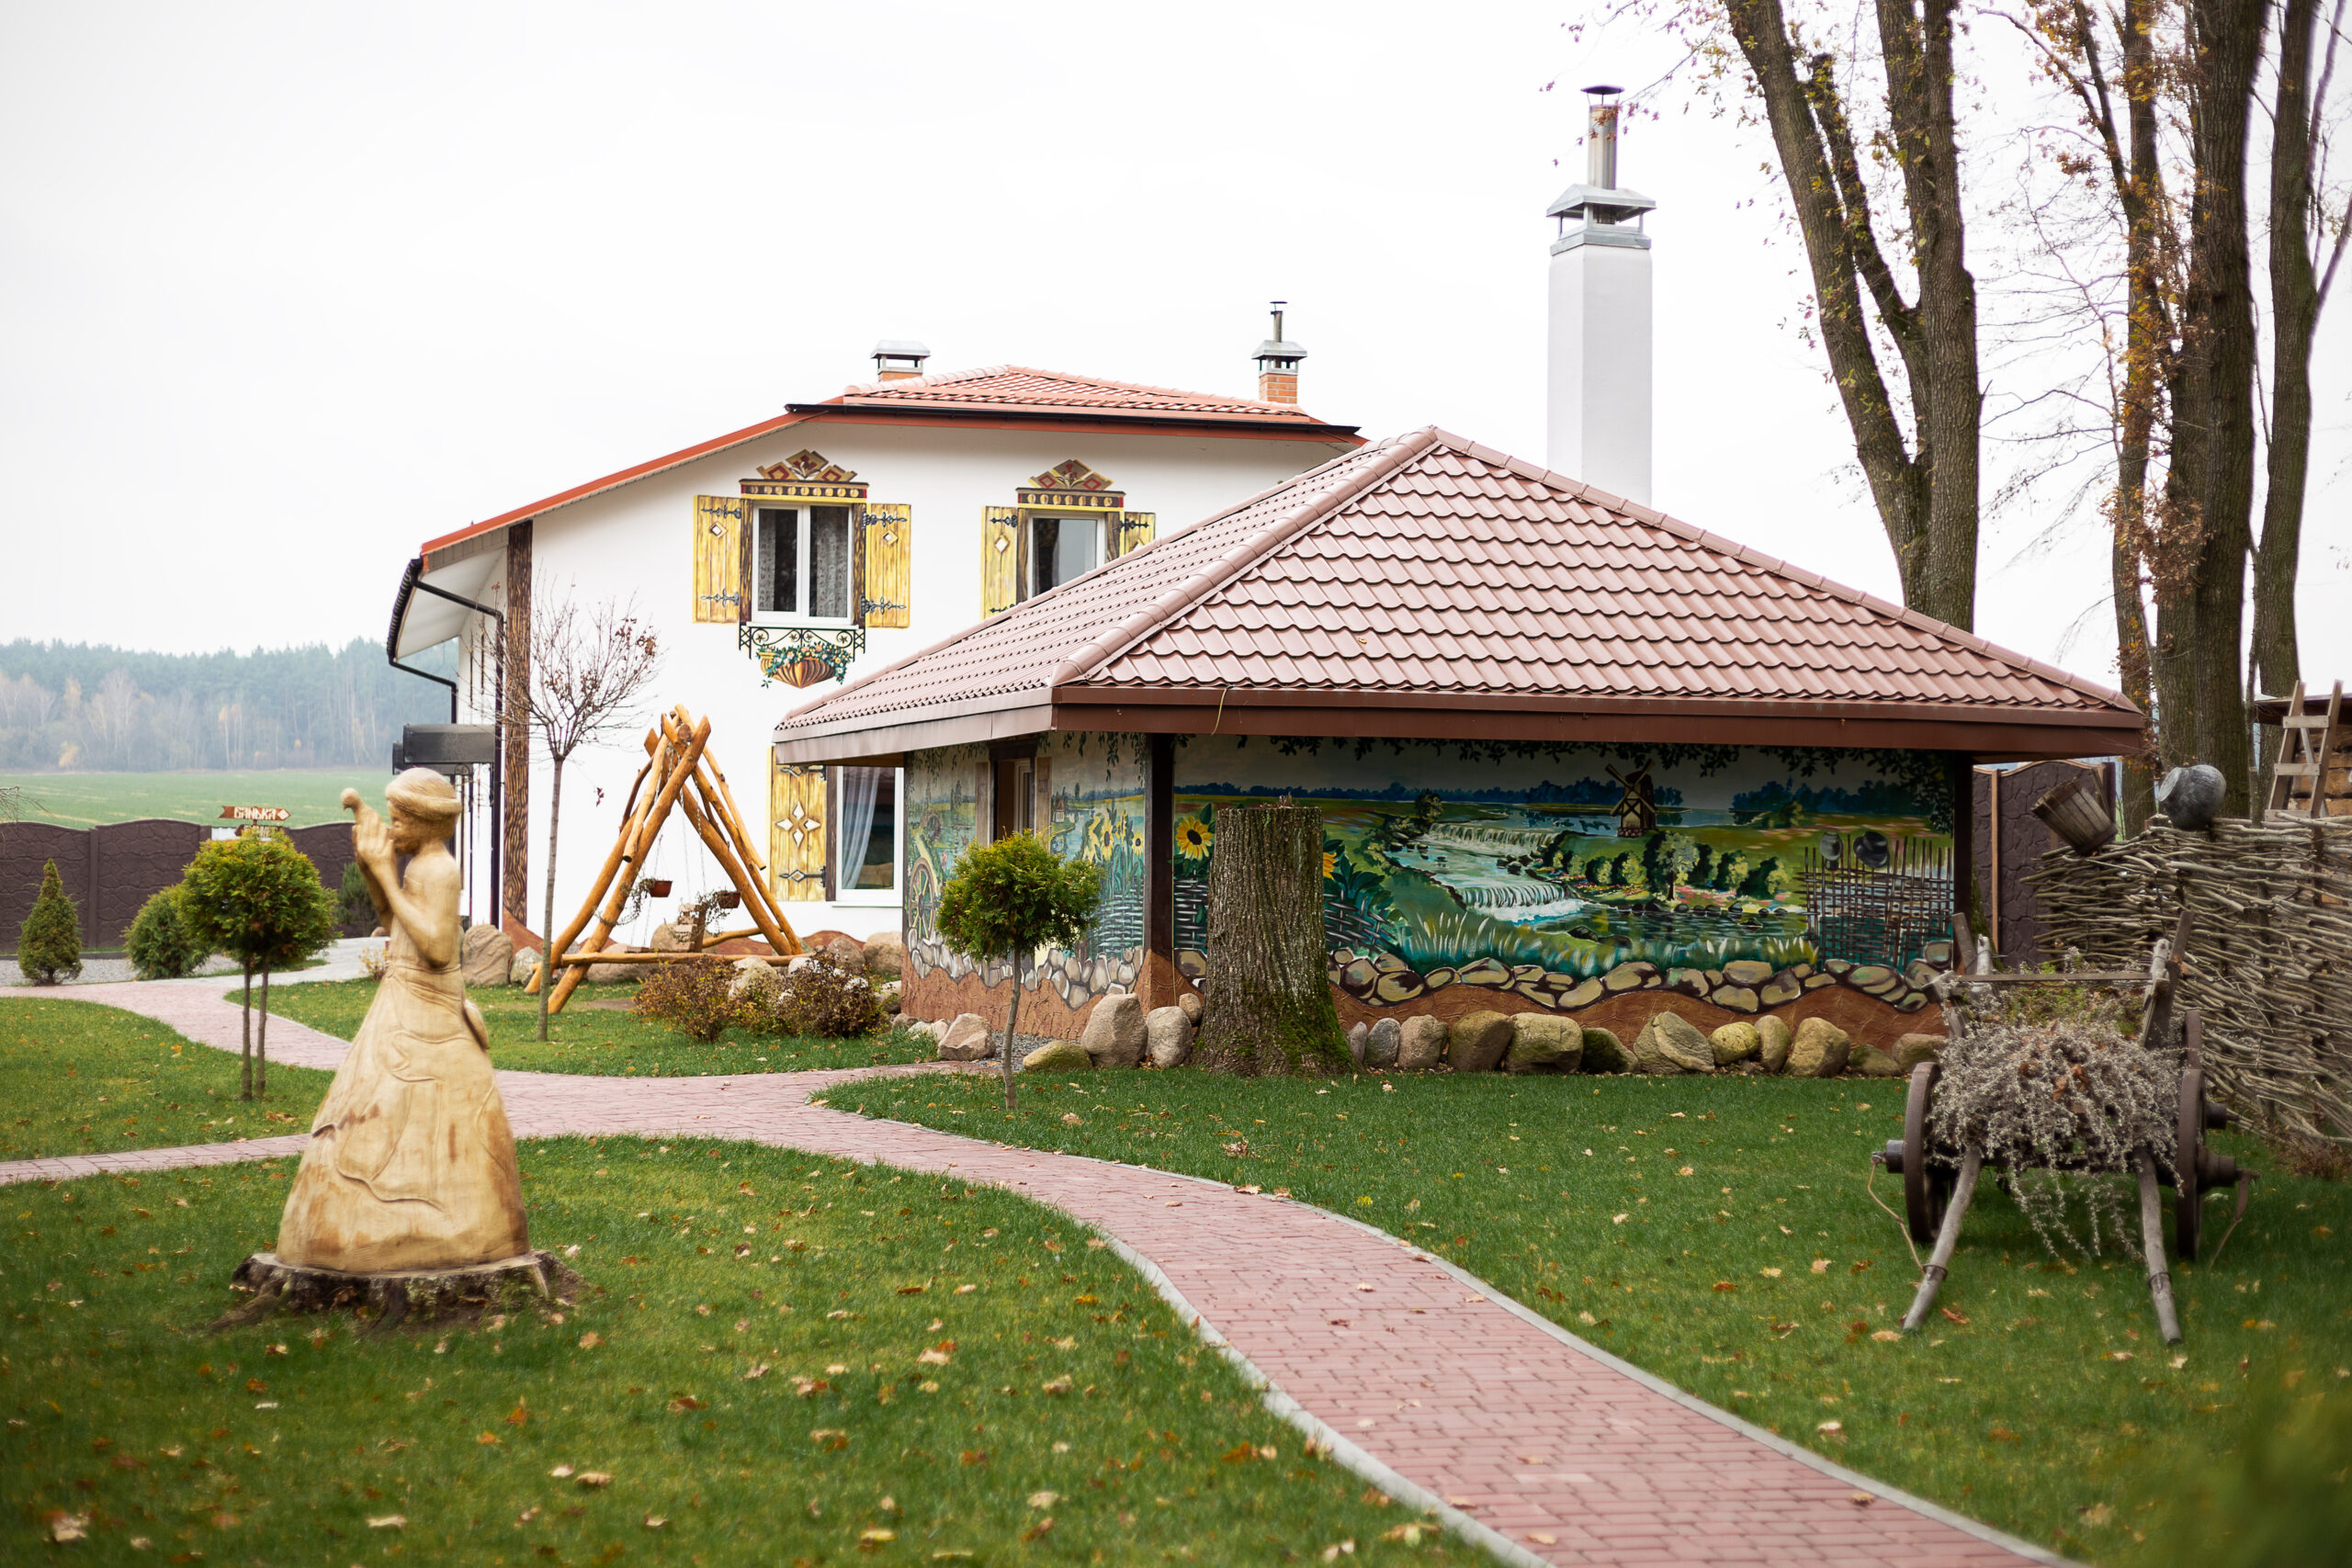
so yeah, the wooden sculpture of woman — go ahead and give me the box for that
[276,769,529,1272]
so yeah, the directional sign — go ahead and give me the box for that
[219,805,291,823]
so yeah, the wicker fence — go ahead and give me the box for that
[2028,816,2352,1143]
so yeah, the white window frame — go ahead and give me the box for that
[1017,510,1107,603]
[829,764,902,905]
[752,504,857,627]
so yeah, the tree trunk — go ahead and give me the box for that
[240,961,253,1101]
[2157,0,2268,808]
[539,754,564,1042]
[999,956,1023,1111]
[1193,801,1348,1077]
[2252,0,2325,780]
[256,965,269,1099]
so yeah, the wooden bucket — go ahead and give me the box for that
[2031,771,2117,856]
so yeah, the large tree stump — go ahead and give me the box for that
[1193,800,1351,1076]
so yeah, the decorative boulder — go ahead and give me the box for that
[1892,1033,1943,1071]
[1784,1017,1852,1078]
[1364,1017,1402,1070]
[1145,1006,1193,1068]
[862,932,904,978]
[1080,994,1148,1067]
[460,923,514,988]
[509,948,540,987]
[1396,1016,1448,1071]
[825,934,865,970]
[937,1013,994,1061]
[1850,1042,1905,1077]
[1579,1027,1633,1073]
[1177,990,1204,1026]
[1632,1011,1715,1074]
[1021,1037,1093,1073]
[729,955,782,1003]
[1709,1021,1761,1067]
[1347,1021,1370,1066]
[650,920,694,953]
[1446,1010,1514,1073]
[584,953,639,985]
[1506,1015,1582,1074]
[1757,1015,1795,1073]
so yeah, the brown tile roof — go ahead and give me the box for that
[420,367,1356,563]
[774,429,2143,761]
[812,365,1344,426]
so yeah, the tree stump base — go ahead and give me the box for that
[211,1250,580,1335]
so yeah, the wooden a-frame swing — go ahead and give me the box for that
[527,705,803,1015]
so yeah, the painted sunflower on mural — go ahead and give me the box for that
[1321,850,1337,880]
[1174,812,1213,861]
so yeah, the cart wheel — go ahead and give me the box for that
[2175,1065,2205,1260]
[1903,1063,1951,1246]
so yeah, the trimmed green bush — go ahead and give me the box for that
[17,859,82,985]
[125,887,210,980]
[179,828,338,1099]
[935,832,1100,1109]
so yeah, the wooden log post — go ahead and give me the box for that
[1902,1145,1984,1333]
[2136,1153,2185,1344]
[1192,800,1350,1077]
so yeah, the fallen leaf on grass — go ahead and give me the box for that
[668,1396,706,1413]
[742,1364,769,1381]
[1939,1308,1971,1325]
[1871,1330,1901,1342]
[1020,1517,1055,1542]
[918,1347,953,1366]
[49,1512,89,1542]
[578,1332,602,1349]
[1811,1259,1831,1274]
[1712,1281,1737,1292]
[1760,1268,1782,1278]
[954,1283,978,1294]
[477,1432,502,1445]
[578,1472,614,1488]
[860,1527,895,1543]
[549,1464,575,1478]
[1611,1213,1629,1224]
[1816,1421,1843,1435]
[1041,1376,1074,1395]
[2079,1503,2115,1527]
[368,1514,407,1529]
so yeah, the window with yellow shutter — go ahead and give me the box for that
[691,495,748,623]
[860,504,911,627]
[769,761,827,902]
[1113,512,1156,557]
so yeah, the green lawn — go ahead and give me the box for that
[0,1000,332,1161]
[838,1067,2352,1564]
[0,768,383,829]
[259,977,944,1077]
[0,1138,1436,1564]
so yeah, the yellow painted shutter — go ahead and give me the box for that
[1113,511,1156,557]
[860,503,911,628]
[981,506,1020,616]
[770,761,828,902]
[692,495,748,623]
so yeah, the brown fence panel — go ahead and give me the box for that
[88,820,207,947]
[2,818,360,953]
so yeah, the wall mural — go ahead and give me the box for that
[902,735,1148,1015]
[1173,736,1959,1020]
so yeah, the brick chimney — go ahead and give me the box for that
[871,340,931,382]
[1251,303,1305,404]
[1544,85,1654,505]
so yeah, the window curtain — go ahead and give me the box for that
[834,766,883,894]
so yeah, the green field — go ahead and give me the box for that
[0,768,384,829]
[844,1067,2352,1564]
[0,1138,1429,1564]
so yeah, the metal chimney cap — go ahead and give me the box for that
[872,339,932,357]
[1581,83,1623,96]
[1546,183,1657,219]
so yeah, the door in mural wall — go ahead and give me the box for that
[1172,737,1958,1017]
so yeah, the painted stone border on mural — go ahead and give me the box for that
[1172,736,1958,1029]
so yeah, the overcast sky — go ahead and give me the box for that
[4,1,2346,696]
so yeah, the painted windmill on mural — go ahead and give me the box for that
[1607,762,1657,838]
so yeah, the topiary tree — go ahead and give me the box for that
[179,829,338,1100]
[17,859,82,985]
[126,886,211,980]
[935,832,1101,1109]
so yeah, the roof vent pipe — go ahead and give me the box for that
[1586,84,1621,190]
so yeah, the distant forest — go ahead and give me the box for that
[0,638,457,773]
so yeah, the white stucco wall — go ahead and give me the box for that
[445,417,1351,950]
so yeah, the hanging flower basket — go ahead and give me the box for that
[715,890,741,910]
[643,879,673,898]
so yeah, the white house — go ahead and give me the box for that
[386,335,1360,951]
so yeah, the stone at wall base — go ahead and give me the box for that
[214,1250,578,1335]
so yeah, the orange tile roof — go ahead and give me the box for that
[774,429,2143,761]
[812,365,1344,425]
[419,367,1355,562]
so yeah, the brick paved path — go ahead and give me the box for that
[0,983,2056,1567]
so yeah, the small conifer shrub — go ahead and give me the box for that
[126,887,210,980]
[17,859,82,985]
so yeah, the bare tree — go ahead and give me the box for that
[526,578,662,1040]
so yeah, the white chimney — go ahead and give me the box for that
[1545,85,1654,505]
